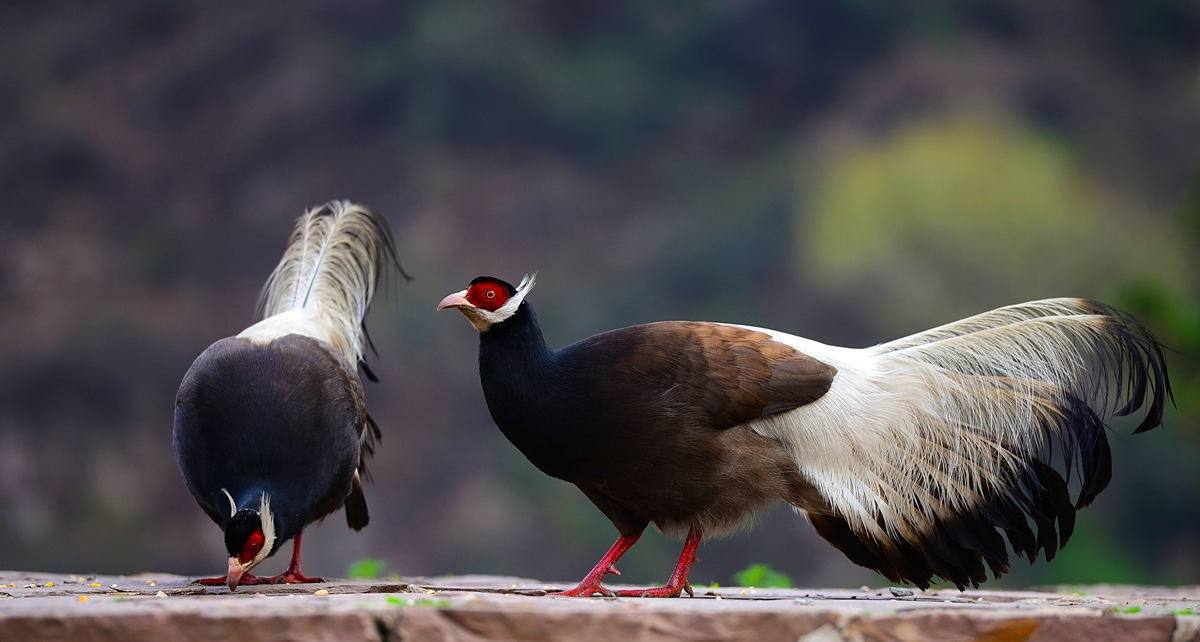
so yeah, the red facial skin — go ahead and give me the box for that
[239,529,265,564]
[195,527,266,587]
[466,281,511,311]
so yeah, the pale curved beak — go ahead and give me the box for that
[437,290,471,311]
[226,557,247,591]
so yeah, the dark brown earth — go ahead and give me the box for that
[0,571,1196,641]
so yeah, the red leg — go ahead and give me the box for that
[554,531,643,597]
[267,531,324,584]
[614,528,701,598]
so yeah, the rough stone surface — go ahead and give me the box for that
[0,571,1195,641]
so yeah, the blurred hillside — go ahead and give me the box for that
[0,1,1196,588]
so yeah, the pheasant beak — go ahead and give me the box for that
[437,290,472,311]
[226,557,247,591]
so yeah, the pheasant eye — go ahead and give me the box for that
[485,290,496,299]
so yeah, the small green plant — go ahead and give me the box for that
[347,558,387,580]
[1120,606,1142,614]
[707,582,720,589]
[1172,608,1195,616]
[386,595,450,608]
[733,563,793,589]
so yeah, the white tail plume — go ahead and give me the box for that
[239,201,402,367]
[744,298,1170,589]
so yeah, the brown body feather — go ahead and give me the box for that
[480,315,836,538]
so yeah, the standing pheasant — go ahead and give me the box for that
[438,274,1169,597]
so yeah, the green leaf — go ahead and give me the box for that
[733,563,793,589]
[347,558,387,580]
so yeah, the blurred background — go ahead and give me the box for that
[1,1,1197,589]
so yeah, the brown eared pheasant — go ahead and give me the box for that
[174,202,404,590]
[438,274,1169,597]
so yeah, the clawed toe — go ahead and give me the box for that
[613,582,692,598]
[554,583,615,597]
[268,572,324,584]
[194,574,266,587]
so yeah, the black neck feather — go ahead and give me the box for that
[477,303,573,471]
[479,303,551,363]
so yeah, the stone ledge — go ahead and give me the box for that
[0,572,1196,641]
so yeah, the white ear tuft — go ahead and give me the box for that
[246,491,277,570]
[258,492,275,544]
[497,272,537,315]
[516,272,537,292]
[221,488,236,518]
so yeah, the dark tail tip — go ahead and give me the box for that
[345,479,370,531]
[1106,308,1173,434]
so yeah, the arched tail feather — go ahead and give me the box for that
[248,200,406,368]
[757,298,1170,588]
